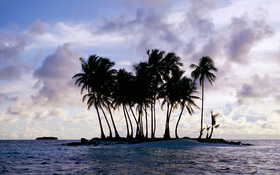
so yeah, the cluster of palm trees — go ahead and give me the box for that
[73,49,217,139]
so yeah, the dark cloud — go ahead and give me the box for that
[186,15,214,38]
[96,3,181,56]
[237,74,274,105]
[32,43,81,106]
[189,0,220,15]
[0,65,21,80]
[239,84,255,97]
[34,43,77,79]
[0,31,27,80]
[29,19,45,35]
[226,14,274,64]
[191,37,225,62]
[0,32,28,64]
[181,0,222,63]
[185,0,219,37]
[185,11,274,87]
[0,93,18,105]
[0,93,5,105]
[0,20,46,81]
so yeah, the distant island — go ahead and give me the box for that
[35,137,58,140]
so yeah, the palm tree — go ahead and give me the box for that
[82,92,106,139]
[92,57,119,138]
[160,68,185,139]
[113,69,135,138]
[147,49,165,138]
[175,78,199,139]
[190,56,218,139]
[208,111,220,139]
[73,55,119,139]
[73,56,106,139]
[158,51,183,139]
[134,62,152,139]
[163,52,183,78]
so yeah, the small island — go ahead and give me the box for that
[66,137,251,146]
[36,137,58,140]
[71,51,249,146]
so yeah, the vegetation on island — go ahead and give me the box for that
[73,49,218,141]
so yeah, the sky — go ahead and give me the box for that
[1,0,280,140]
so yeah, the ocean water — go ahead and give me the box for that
[0,139,279,174]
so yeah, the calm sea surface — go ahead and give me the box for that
[0,140,279,174]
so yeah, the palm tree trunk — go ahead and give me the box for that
[124,105,133,138]
[100,104,112,138]
[164,103,172,139]
[151,103,154,138]
[136,107,141,139]
[130,106,138,124]
[209,126,214,139]
[175,107,184,139]
[198,82,204,139]
[106,102,120,138]
[145,105,148,138]
[136,110,144,138]
[123,105,130,138]
[153,98,156,138]
[95,104,105,139]
[140,109,144,138]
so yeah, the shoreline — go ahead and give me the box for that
[65,137,252,146]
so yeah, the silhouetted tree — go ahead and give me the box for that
[134,62,152,139]
[160,69,185,139]
[82,92,105,139]
[205,123,211,139]
[175,78,199,139]
[96,57,119,138]
[190,56,218,139]
[73,55,119,139]
[160,52,184,139]
[113,69,135,138]
[208,111,220,139]
[147,49,165,138]
[73,56,106,139]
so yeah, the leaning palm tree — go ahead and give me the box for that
[97,57,120,138]
[73,55,119,139]
[208,111,220,139]
[73,56,106,139]
[113,69,135,138]
[160,68,185,139]
[82,92,106,139]
[190,56,218,139]
[175,78,199,139]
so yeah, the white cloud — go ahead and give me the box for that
[32,43,82,107]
